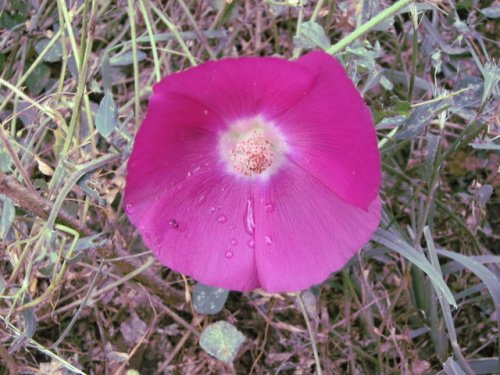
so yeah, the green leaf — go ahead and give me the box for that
[0,149,12,172]
[425,133,440,178]
[443,357,467,375]
[101,53,112,92]
[376,115,407,130]
[199,321,245,363]
[75,233,108,253]
[293,21,331,50]
[110,50,147,66]
[373,229,457,308]
[469,141,500,150]
[0,195,15,240]
[396,99,452,140]
[469,358,500,374]
[0,12,21,29]
[392,97,412,115]
[22,295,37,339]
[453,77,483,109]
[456,0,473,10]
[193,282,229,315]
[436,248,500,339]
[481,6,500,18]
[26,63,51,95]
[77,173,106,205]
[0,275,5,294]
[96,91,118,138]
[481,61,499,106]
[34,39,63,63]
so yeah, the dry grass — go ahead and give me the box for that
[0,1,498,374]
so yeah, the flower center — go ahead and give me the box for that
[219,117,286,178]
[230,130,273,176]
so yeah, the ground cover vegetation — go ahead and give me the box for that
[0,0,498,374]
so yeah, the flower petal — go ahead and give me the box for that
[125,96,259,290]
[253,164,381,292]
[125,94,219,207]
[153,56,318,123]
[273,51,380,210]
[128,168,260,291]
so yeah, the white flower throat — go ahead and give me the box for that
[218,116,287,179]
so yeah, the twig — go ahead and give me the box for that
[155,328,192,374]
[0,170,83,232]
[0,343,18,374]
[50,262,104,348]
[297,293,322,375]
[327,0,413,55]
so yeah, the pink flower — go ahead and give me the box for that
[125,51,381,292]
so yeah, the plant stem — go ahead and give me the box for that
[127,0,141,126]
[292,0,305,59]
[297,293,322,375]
[408,4,419,101]
[327,0,413,55]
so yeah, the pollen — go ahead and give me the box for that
[218,116,286,179]
[230,130,274,176]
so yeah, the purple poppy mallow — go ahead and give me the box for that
[124,51,381,293]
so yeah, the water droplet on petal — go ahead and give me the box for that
[230,239,237,246]
[244,199,256,235]
[125,203,135,214]
[265,235,273,245]
[225,250,233,259]
[247,239,256,248]
[265,202,274,212]
[217,215,227,223]
[209,207,216,213]
[197,195,206,205]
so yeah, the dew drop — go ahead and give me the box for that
[125,203,135,214]
[230,239,237,246]
[209,206,216,213]
[197,195,206,205]
[265,202,274,213]
[244,199,256,235]
[247,239,256,248]
[225,250,233,259]
[265,235,273,245]
[217,215,227,223]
